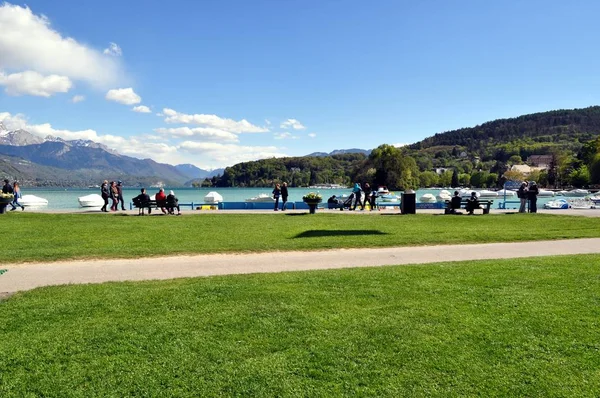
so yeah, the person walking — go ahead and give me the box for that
[351,182,362,210]
[110,181,119,211]
[10,181,24,211]
[281,182,289,211]
[362,182,372,210]
[527,181,539,213]
[117,181,126,211]
[272,183,281,211]
[100,180,110,212]
[517,181,528,213]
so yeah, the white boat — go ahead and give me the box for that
[569,198,592,209]
[498,189,516,198]
[419,193,437,203]
[556,190,569,196]
[78,193,104,208]
[245,193,274,202]
[459,189,480,198]
[537,189,555,197]
[204,191,223,203]
[543,199,570,209]
[567,189,590,197]
[378,193,400,202]
[478,190,499,199]
[376,186,390,195]
[19,194,48,208]
[436,190,452,202]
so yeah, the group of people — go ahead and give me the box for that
[517,181,539,213]
[133,187,181,215]
[327,182,377,211]
[271,182,289,211]
[2,179,24,211]
[100,180,125,212]
[448,191,480,215]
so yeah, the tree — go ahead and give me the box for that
[502,169,525,182]
[569,166,590,187]
[369,144,419,189]
[451,169,459,187]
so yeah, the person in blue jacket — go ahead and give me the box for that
[351,182,362,210]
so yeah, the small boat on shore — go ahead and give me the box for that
[20,194,49,208]
[245,193,274,202]
[436,190,452,202]
[419,193,437,203]
[204,191,223,203]
[543,199,570,209]
[78,194,104,208]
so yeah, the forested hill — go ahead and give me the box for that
[410,106,600,151]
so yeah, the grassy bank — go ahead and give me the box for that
[6,212,600,262]
[1,255,599,396]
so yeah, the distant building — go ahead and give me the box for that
[527,155,553,169]
[511,164,546,176]
[434,167,451,175]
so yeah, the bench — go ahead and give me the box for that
[445,199,493,214]
[132,198,163,215]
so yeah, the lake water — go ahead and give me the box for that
[17,186,569,210]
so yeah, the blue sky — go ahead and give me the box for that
[1,0,600,169]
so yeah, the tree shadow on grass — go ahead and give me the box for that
[294,230,389,238]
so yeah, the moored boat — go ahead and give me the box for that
[436,189,452,202]
[543,199,570,209]
[245,193,274,202]
[567,189,590,197]
[78,193,104,208]
[20,194,49,208]
[537,189,555,197]
[204,191,223,203]
[419,193,437,203]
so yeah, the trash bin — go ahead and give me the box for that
[401,190,416,214]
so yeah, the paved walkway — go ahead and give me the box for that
[2,238,600,294]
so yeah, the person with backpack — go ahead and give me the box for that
[116,181,126,211]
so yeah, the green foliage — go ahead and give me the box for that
[217,154,366,187]
[569,165,591,187]
[418,170,439,187]
[369,145,419,190]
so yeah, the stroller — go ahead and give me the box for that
[340,192,358,210]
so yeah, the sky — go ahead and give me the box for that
[1,0,600,170]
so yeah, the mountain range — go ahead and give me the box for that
[0,122,222,187]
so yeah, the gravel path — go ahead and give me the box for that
[2,238,600,293]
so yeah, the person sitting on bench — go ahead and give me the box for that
[465,192,480,215]
[133,188,152,214]
[166,190,181,215]
[449,191,462,214]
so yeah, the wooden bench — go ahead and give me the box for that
[445,199,493,214]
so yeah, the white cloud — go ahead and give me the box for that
[0,70,72,97]
[132,105,151,113]
[280,118,306,130]
[162,108,268,134]
[71,95,85,103]
[103,42,122,57]
[274,132,298,140]
[308,133,317,138]
[393,143,408,147]
[0,3,122,88]
[0,111,290,169]
[155,127,238,142]
[179,141,286,165]
[106,88,141,105]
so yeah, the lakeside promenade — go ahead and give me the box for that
[2,237,600,294]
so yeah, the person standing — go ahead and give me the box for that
[517,181,528,213]
[100,180,110,212]
[10,181,24,211]
[527,181,539,213]
[272,183,281,211]
[281,182,289,211]
[117,181,126,211]
[362,182,372,210]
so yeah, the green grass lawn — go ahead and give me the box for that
[6,212,600,263]
[1,255,599,396]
